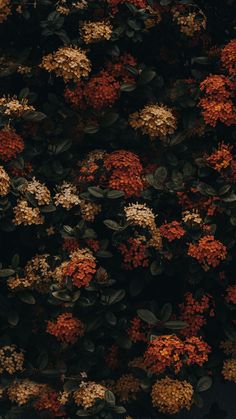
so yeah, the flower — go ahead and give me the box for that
[200,75,234,100]
[222,359,236,382]
[79,199,101,221]
[108,0,147,14]
[144,335,184,374]
[172,6,206,37]
[54,182,80,210]
[118,236,149,269]
[129,104,177,139]
[0,345,24,374]
[199,98,236,127]
[114,374,141,402]
[34,389,65,417]
[46,313,85,344]
[0,128,24,161]
[225,284,236,304]
[0,165,10,196]
[0,0,11,23]
[80,20,113,44]
[24,177,51,206]
[179,292,214,337]
[124,203,156,230]
[74,382,107,409]
[151,377,193,414]
[54,248,96,288]
[128,317,147,343]
[188,235,227,269]
[13,200,44,225]
[184,336,211,366]
[0,96,35,117]
[84,71,120,110]
[182,210,202,225]
[8,380,45,405]
[220,340,236,357]
[160,221,185,242]
[41,46,91,82]
[106,53,137,84]
[205,143,233,172]
[221,39,236,76]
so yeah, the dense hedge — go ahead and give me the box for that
[0,1,236,418]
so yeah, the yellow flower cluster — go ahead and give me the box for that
[41,46,91,82]
[56,0,88,15]
[129,104,177,139]
[80,20,113,44]
[222,359,236,382]
[79,199,101,222]
[74,382,107,409]
[144,6,162,29]
[182,210,202,225]
[172,7,206,37]
[13,200,44,225]
[0,0,11,23]
[54,182,80,210]
[17,65,32,75]
[24,177,51,206]
[0,165,10,196]
[0,96,35,117]
[8,380,45,405]
[114,374,140,402]
[8,254,53,292]
[151,377,193,414]
[0,345,24,375]
[220,340,236,357]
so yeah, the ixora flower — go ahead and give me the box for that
[222,359,236,382]
[129,104,177,139]
[151,377,193,414]
[0,165,10,196]
[0,128,24,161]
[73,382,107,409]
[8,380,46,406]
[41,46,91,82]
[188,235,227,269]
[171,6,206,37]
[221,39,236,76]
[0,345,24,374]
[0,0,11,23]
[114,374,141,402]
[80,20,113,44]
[46,312,85,344]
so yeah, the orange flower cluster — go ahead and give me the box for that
[0,128,24,161]
[144,334,210,374]
[57,248,97,288]
[206,142,233,172]
[118,236,149,269]
[128,317,147,343]
[106,53,137,84]
[63,237,80,253]
[199,74,236,127]
[184,336,211,366]
[179,292,214,337]
[144,335,184,374]
[65,71,120,110]
[221,39,236,76]
[225,285,236,304]
[34,390,65,417]
[160,221,185,242]
[77,160,100,186]
[188,235,227,269]
[46,312,85,344]
[151,377,193,414]
[114,374,141,402]
[104,150,144,197]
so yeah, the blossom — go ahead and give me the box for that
[54,182,80,210]
[118,236,149,269]
[205,143,233,172]
[0,128,24,161]
[124,203,156,230]
[46,313,85,344]
[8,380,45,405]
[225,284,236,304]
[151,377,193,414]
[79,199,101,221]
[13,200,44,226]
[188,235,227,269]
[80,20,113,44]
[221,39,236,76]
[74,382,107,409]
[84,71,120,109]
[179,292,214,337]
[41,46,91,82]
[222,359,236,382]
[129,104,177,139]
[144,335,184,374]
[200,75,235,100]
[0,345,24,374]
[114,374,141,402]
[34,390,65,417]
[105,53,137,84]
[184,336,211,366]
[160,221,185,242]
[0,0,11,23]
[0,165,10,196]
[108,0,147,14]
[199,98,236,127]
[24,177,51,206]
[172,6,206,37]
[128,317,147,343]
[0,96,35,117]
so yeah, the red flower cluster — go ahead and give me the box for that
[108,0,147,14]
[188,235,227,269]
[46,312,85,344]
[144,334,210,374]
[199,74,236,127]
[225,285,236,305]
[34,390,65,417]
[106,53,138,84]
[179,292,215,337]
[63,237,80,253]
[205,142,233,172]
[160,221,185,242]
[118,237,149,269]
[104,150,144,197]
[0,128,24,161]
[62,249,97,288]
[221,39,236,76]
[128,317,147,343]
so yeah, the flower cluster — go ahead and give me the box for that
[41,47,91,82]
[225,284,236,304]
[24,177,51,206]
[160,221,185,242]
[221,39,236,76]
[205,142,233,172]
[0,0,11,23]
[114,374,141,402]
[179,292,214,337]
[0,128,24,161]
[46,312,85,344]
[129,104,177,139]
[34,390,65,417]
[8,380,45,405]
[151,377,193,414]
[0,96,35,117]
[172,6,206,37]
[188,235,227,269]
[54,182,80,210]
[80,20,113,44]
[118,236,149,269]
[128,317,147,343]
[222,359,236,383]
[13,200,44,225]
[74,382,107,409]
[0,345,24,374]
[0,165,10,196]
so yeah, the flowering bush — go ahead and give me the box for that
[0,1,236,418]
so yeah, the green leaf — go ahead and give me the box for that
[137,309,158,325]
[83,125,99,134]
[113,406,126,414]
[150,261,162,275]
[51,290,71,301]
[108,289,126,305]
[120,83,136,92]
[139,69,156,85]
[19,292,36,305]
[37,351,49,370]
[105,390,116,406]
[105,312,117,326]
[0,269,15,278]
[19,87,30,100]
[154,167,168,183]
[161,303,172,322]
[103,220,122,230]
[23,110,47,121]
[101,112,119,128]
[196,376,212,392]
[165,320,188,329]
[106,190,124,199]
[193,392,204,408]
[11,254,20,269]
[88,187,104,198]
[7,310,19,326]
